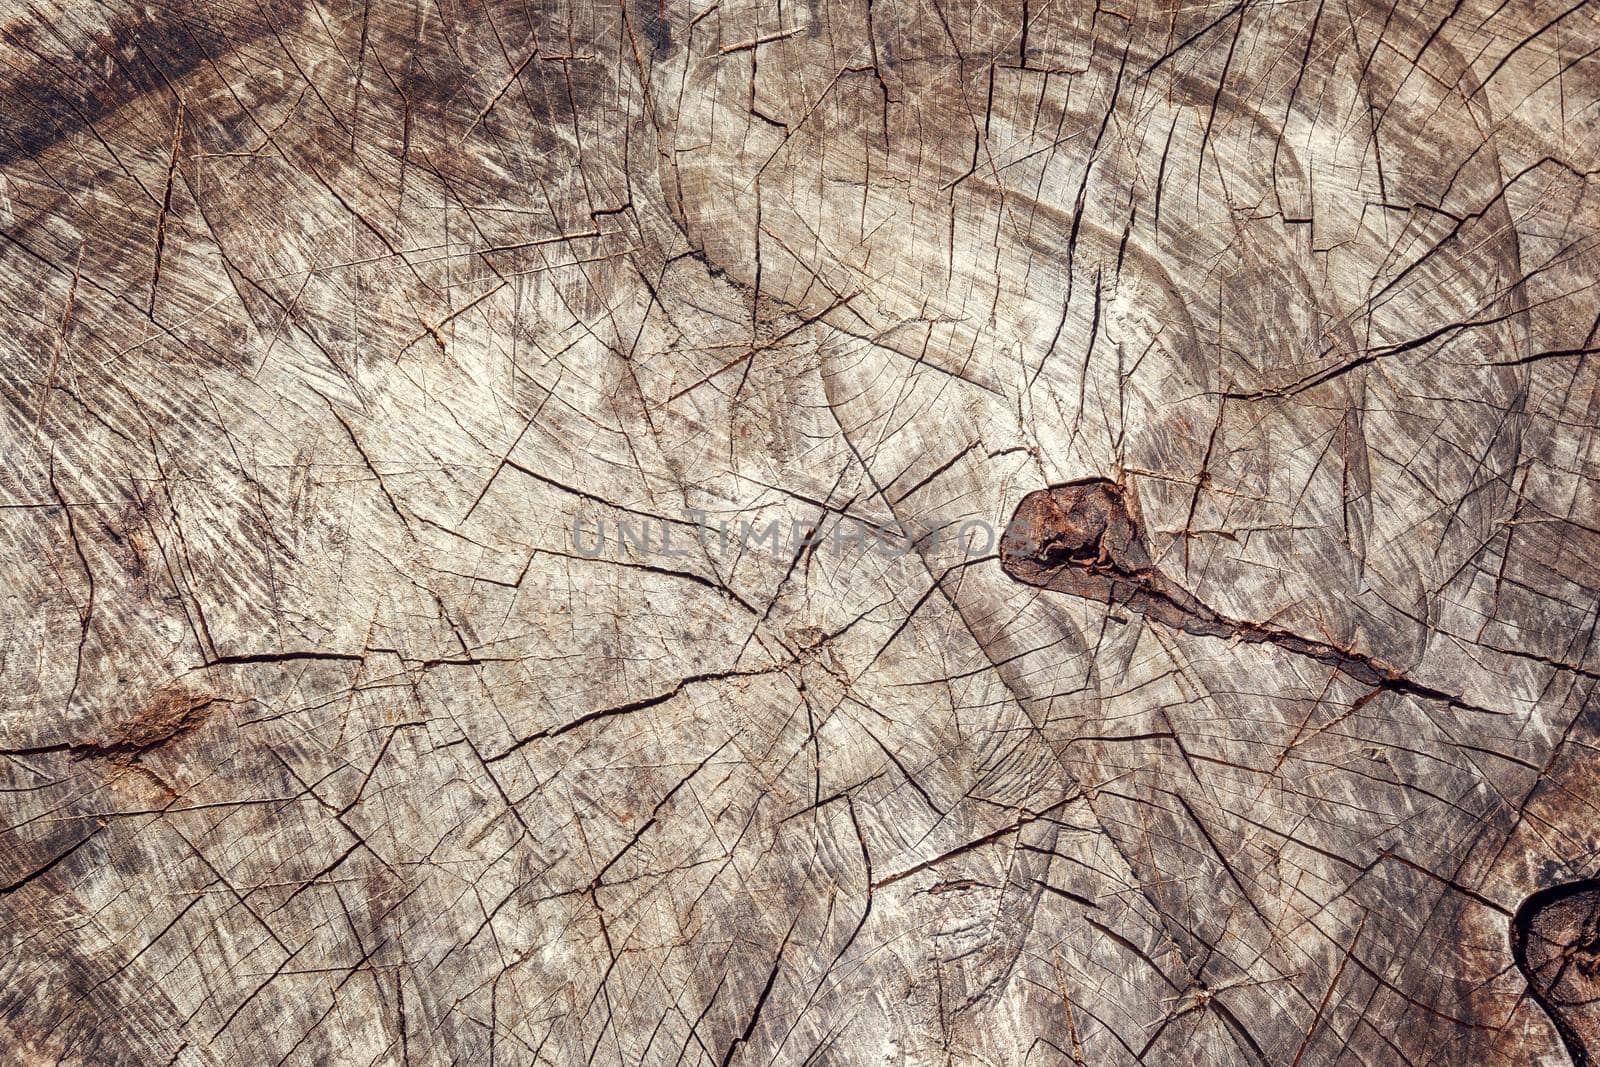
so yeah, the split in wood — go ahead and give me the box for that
[998,480,1499,714]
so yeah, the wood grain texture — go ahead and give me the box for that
[1,0,1597,1063]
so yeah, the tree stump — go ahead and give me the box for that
[1,0,1597,1063]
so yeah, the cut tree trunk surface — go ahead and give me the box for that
[0,0,1597,1064]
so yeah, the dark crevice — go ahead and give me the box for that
[0,692,217,767]
[999,480,1499,715]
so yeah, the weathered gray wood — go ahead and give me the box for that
[1,0,1597,1063]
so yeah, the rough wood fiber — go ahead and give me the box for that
[1,0,1598,1064]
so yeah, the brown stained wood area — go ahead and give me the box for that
[1515,880,1600,1067]
[0,0,1598,1064]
